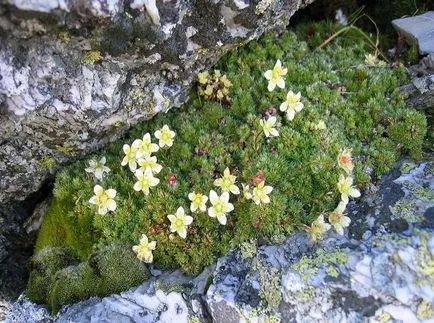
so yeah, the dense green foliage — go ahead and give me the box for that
[29,23,427,310]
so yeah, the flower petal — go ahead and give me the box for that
[106,189,116,198]
[185,216,193,225]
[350,188,361,198]
[208,207,216,218]
[107,199,117,211]
[286,109,295,121]
[178,228,187,239]
[133,182,142,191]
[221,192,230,202]
[209,190,218,204]
[217,214,227,225]
[94,185,103,195]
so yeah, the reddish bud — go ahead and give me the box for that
[167,174,177,186]
[251,171,265,185]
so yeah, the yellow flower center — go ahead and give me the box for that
[222,178,232,188]
[193,195,203,205]
[214,202,223,213]
[161,131,171,141]
[173,218,184,230]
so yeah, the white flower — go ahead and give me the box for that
[88,185,117,215]
[167,207,193,239]
[264,59,287,92]
[208,190,234,225]
[365,53,386,67]
[138,156,163,174]
[337,174,361,204]
[121,144,138,171]
[337,148,354,175]
[132,234,156,263]
[154,125,176,148]
[214,167,240,195]
[85,156,110,180]
[132,133,159,158]
[252,181,273,205]
[315,120,327,130]
[328,201,351,235]
[279,91,304,121]
[242,184,252,200]
[309,214,331,242]
[133,168,160,195]
[188,192,208,212]
[260,116,279,138]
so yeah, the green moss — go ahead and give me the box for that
[28,244,149,313]
[27,247,78,303]
[388,109,427,158]
[33,22,428,310]
[292,249,348,281]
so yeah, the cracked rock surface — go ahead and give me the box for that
[6,159,434,322]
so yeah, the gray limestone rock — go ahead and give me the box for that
[392,11,434,55]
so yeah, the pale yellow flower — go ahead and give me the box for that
[365,53,386,67]
[242,184,252,200]
[132,234,156,263]
[121,144,138,171]
[328,201,351,235]
[252,181,273,205]
[214,167,240,195]
[137,156,162,174]
[85,156,110,180]
[154,125,176,148]
[337,174,361,204]
[337,148,354,175]
[315,120,327,130]
[264,59,287,92]
[279,90,304,121]
[133,168,160,195]
[188,191,208,212]
[260,116,279,138]
[167,207,193,239]
[132,133,159,158]
[208,190,234,225]
[88,185,117,215]
[309,214,331,242]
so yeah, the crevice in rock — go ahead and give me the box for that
[0,179,53,302]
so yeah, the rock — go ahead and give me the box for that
[205,160,434,322]
[6,266,215,322]
[0,0,314,205]
[392,11,434,55]
[6,159,434,322]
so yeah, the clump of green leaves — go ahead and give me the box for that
[30,23,427,310]
[197,70,233,103]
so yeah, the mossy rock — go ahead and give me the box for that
[88,244,150,293]
[27,244,150,312]
[27,247,78,303]
[31,22,428,310]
